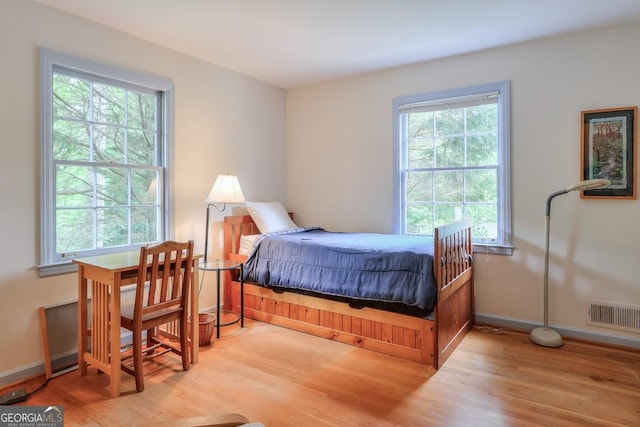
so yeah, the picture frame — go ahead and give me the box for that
[580,106,637,199]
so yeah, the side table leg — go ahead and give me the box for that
[240,264,244,328]
[216,269,221,339]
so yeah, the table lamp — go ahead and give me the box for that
[204,174,245,262]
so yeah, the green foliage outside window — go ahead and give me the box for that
[52,73,161,254]
[404,102,499,239]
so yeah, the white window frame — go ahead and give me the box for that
[393,80,513,255]
[39,48,175,276]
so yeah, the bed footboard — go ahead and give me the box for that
[434,219,474,368]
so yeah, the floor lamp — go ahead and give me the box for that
[203,174,245,263]
[529,178,610,347]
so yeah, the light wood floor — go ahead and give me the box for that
[5,319,640,426]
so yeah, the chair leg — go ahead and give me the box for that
[180,318,190,371]
[132,330,145,392]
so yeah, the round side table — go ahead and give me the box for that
[199,259,244,338]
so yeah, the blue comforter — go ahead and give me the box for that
[244,228,437,311]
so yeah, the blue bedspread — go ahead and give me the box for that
[244,228,437,311]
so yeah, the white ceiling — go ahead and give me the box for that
[34,0,640,89]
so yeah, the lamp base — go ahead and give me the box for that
[530,327,563,347]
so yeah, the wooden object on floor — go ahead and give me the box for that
[223,214,474,368]
[37,306,53,379]
[138,413,256,427]
[73,246,201,397]
[8,321,640,426]
[120,240,194,393]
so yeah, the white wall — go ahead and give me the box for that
[0,0,286,380]
[287,23,640,343]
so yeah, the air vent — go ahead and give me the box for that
[588,301,640,333]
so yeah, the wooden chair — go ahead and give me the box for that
[120,240,194,392]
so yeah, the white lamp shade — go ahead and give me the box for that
[206,174,245,204]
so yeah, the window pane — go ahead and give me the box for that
[407,112,435,169]
[132,206,159,244]
[435,108,464,136]
[56,165,94,207]
[405,204,433,235]
[435,203,463,227]
[406,171,432,202]
[466,103,497,132]
[56,209,94,253]
[128,130,156,165]
[436,136,464,167]
[93,124,126,164]
[97,207,128,247]
[132,170,158,205]
[96,167,128,206]
[465,169,497,202]
[466,203,498,240]
[93,83,125,126]
[53,119,90,161]
[467,134,498,166]
[434,170,463,202]
[53,74,90,120]
[128,91,157,130]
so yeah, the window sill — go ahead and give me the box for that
[473,243,514,256]
[38,262,77,277]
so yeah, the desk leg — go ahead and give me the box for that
[77,267,88,376]
[190,262,199,364]
[109,280,122,398]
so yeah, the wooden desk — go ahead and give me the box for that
[74,251,201,397]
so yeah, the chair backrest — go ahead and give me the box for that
[134,240,195,324]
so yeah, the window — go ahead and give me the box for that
[39,49,174,276]
[393,81,512,255]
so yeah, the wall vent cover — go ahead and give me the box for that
[588,301,640,333]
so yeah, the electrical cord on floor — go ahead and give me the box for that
[0,365,77,405]
[26,377,50,398]
[476,325,504,333]
[475,324,520,334]
[0,377,48,405]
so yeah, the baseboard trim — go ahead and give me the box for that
[475,314,640,349]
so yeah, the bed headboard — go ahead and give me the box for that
[223,213,294,263]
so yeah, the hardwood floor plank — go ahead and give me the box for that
[4,320,639,426]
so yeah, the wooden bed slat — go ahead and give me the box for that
[224,214,474,369]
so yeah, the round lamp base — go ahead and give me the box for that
[530,327,563,347]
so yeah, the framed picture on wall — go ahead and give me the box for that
[580,106,637,199]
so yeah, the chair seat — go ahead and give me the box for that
[121,303,183,326]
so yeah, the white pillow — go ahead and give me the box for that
[246,201,297,234]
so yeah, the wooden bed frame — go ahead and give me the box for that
[223,214,474,369]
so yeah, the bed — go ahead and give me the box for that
[222,204,474,369]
